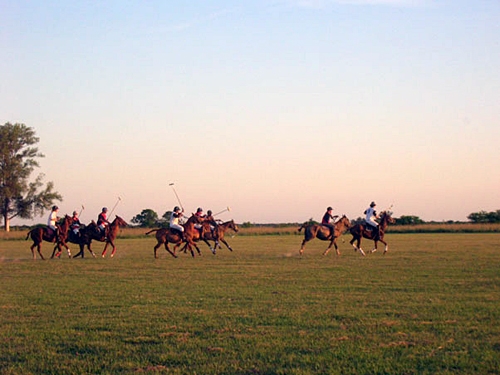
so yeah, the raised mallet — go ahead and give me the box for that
[213,206,231,216]
[169,183,184,210]
[109,197,122,216]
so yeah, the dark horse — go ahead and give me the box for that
[298,215,351,256]
[191,219,239,254]
[66,224,97,259]
[71,216,128,258]
[145,214,205,259]
[26,215,73,260]
[349,211,395,255]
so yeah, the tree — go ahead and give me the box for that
[131,209,160,227]
[395,215,425,225]
[467,210,500,223]
[0,122,62,231]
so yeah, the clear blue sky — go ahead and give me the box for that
[1,0,499,224]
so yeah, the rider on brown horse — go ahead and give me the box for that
[364,201,379,238]
[47,205,61,242]
[321,206,338,237]
[96,207,110,238]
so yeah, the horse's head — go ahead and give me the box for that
[60,215,73,228]
[114,215,129,227]
[228,220,239,232]
[380,211,395,225]
[338,215,350,228]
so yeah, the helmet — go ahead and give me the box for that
[102,207,108,212]
[52,205,58,210]
[174,206,180,212]
[207,210,212,215]
[73,211,78,216]
[197,207,203,213]
[327,206,333,211]
[370,202,376,207]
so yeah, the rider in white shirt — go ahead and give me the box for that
[170,206,185,237]
[364,201,379,235]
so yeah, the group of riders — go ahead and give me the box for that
[170,206,219,241]
[46,205,111,243]
[321,201,380,237]
[46,201,379,244]
[47,204,220,244]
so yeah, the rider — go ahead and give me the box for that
[364,201,379,237]
[47,205,60,241]
[70,210,82,240]
[169,206,185,239]
[194,207,207,234]
[97,207,110,238]
[204,209,219,240]
[321,206,338,237]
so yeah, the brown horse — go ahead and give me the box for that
[73,216,128,258]
[349,211,395,255]
[298,215,351,256]
[26,215,73,260]
[145,214,205,259]
[202,219,239,254]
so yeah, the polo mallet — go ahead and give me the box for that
[213,206,231,216]
[169,183,184,210]
[109,197,122,216]
[78,205,85,217]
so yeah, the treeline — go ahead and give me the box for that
[467,210,500,223]
[130,209,500,228]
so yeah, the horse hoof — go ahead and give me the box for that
[371,249,377,253]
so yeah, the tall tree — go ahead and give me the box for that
[131,209,160,227]
[0,122,62,231]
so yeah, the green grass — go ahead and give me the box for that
[1,234,499,374]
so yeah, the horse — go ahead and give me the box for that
[145,214,205,259]
[26,215,73,260]
[73,216,128,258]
[200,219,239,254]
[298,215,351,256]
[67,224,97,259]
[349,211,395,255]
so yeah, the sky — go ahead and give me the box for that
[1,0,499,225]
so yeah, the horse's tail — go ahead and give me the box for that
[26,230,32,240]
[298,223,308,232]
[145,229,159,235]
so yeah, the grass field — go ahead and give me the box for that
[1,233,499,374]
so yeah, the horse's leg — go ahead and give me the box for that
[164,243,177,258]
[299,238,309,256]
[37,243,45,260]
[202,239,215,254]
[371,240,378,254]
[110,241,117,258]
[357,238,366,256]
[86,243,96,258]
[379,239,389,254]
[221,238,232,252]
[323,237,335,256]
[30,243,40,260]
[154,241,162,259]
[352,236,366,256]
[64,243,72,258]
[332,238,341,256]
[192,242,202,256]
[51,243,59,259]
[101,242,109,257]
[73,244,83,258]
